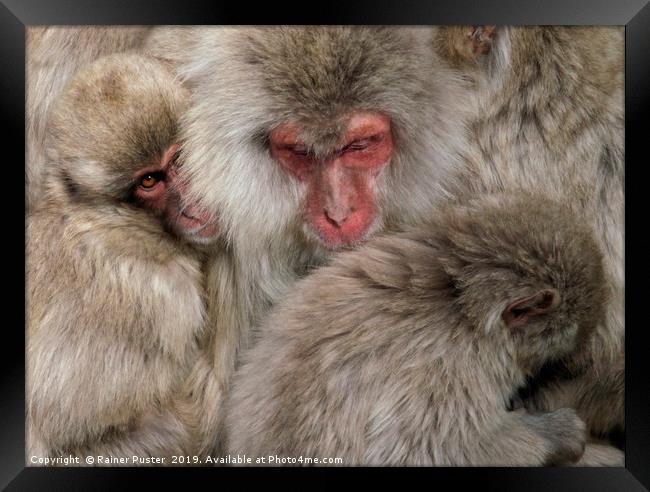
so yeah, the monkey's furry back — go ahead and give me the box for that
[438,26,624,437]
[225,192,606,464]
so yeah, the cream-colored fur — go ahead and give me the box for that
[27,54,204,462]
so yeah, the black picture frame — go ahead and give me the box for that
[4,0,649,489]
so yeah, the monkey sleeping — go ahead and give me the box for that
[137,27,476,454]
[226,192,606,466]
[25,26,476,460]
[433,26,625,460]
[26,53,219,461]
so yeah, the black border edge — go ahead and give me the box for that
[2,0,649,489]
[0,0,26,490]
[0,0,648,26]
[625,2,650,491]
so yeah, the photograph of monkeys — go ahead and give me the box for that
[25,26,623,466]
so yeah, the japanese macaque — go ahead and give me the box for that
[26,53,219,462]
[141,27,474,454]
[26,27,624,464]
[26,26,153,211]
[433,26,624,454]
[225,193,605,466]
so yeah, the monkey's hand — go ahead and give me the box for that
[468,407,586,466]
[519,360,625,438]
[572,440,624,466]
[528,408,587,465]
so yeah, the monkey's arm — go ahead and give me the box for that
[174,351,227,457]
[465,408,587,466]
[27,308,197,460]
[520,353,624,440]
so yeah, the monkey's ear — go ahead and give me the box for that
[502,289,560,329]
[468,25,497,58]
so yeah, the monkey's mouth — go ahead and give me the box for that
[176,207,219,241]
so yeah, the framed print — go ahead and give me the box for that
[4,0,649,489]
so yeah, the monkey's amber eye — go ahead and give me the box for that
[141,175,158,188]
[140,174,160,189]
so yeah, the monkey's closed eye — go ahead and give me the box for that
[286,145,310,157]
[343,136,381,153]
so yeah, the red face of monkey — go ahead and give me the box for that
[270,112,394,249]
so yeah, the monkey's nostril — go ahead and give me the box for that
[325,216,344,228]
[324,208,351,228]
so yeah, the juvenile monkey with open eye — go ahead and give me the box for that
[26,26,154,211]
[26,53,219,461]
[27,27,481,457]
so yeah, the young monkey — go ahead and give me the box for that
[27,54,219,462]
[225,192,606,466]
[433,26,624,464]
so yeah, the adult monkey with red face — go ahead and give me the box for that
[143,26,473,454]
[268,111,394,247]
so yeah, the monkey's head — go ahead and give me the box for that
[44,53,219,246]
[434,193,607,374]
[177,27,470,255]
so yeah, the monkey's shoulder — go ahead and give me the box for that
[255,233,461,359]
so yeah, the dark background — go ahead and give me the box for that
[3,0,649,489]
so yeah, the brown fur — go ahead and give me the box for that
[27,27,473,456]
[26,54,204,463]
[226,192,606,465]
[434,27,624,447]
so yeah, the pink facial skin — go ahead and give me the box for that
[270,112,394,249]
[132,144,219,243]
